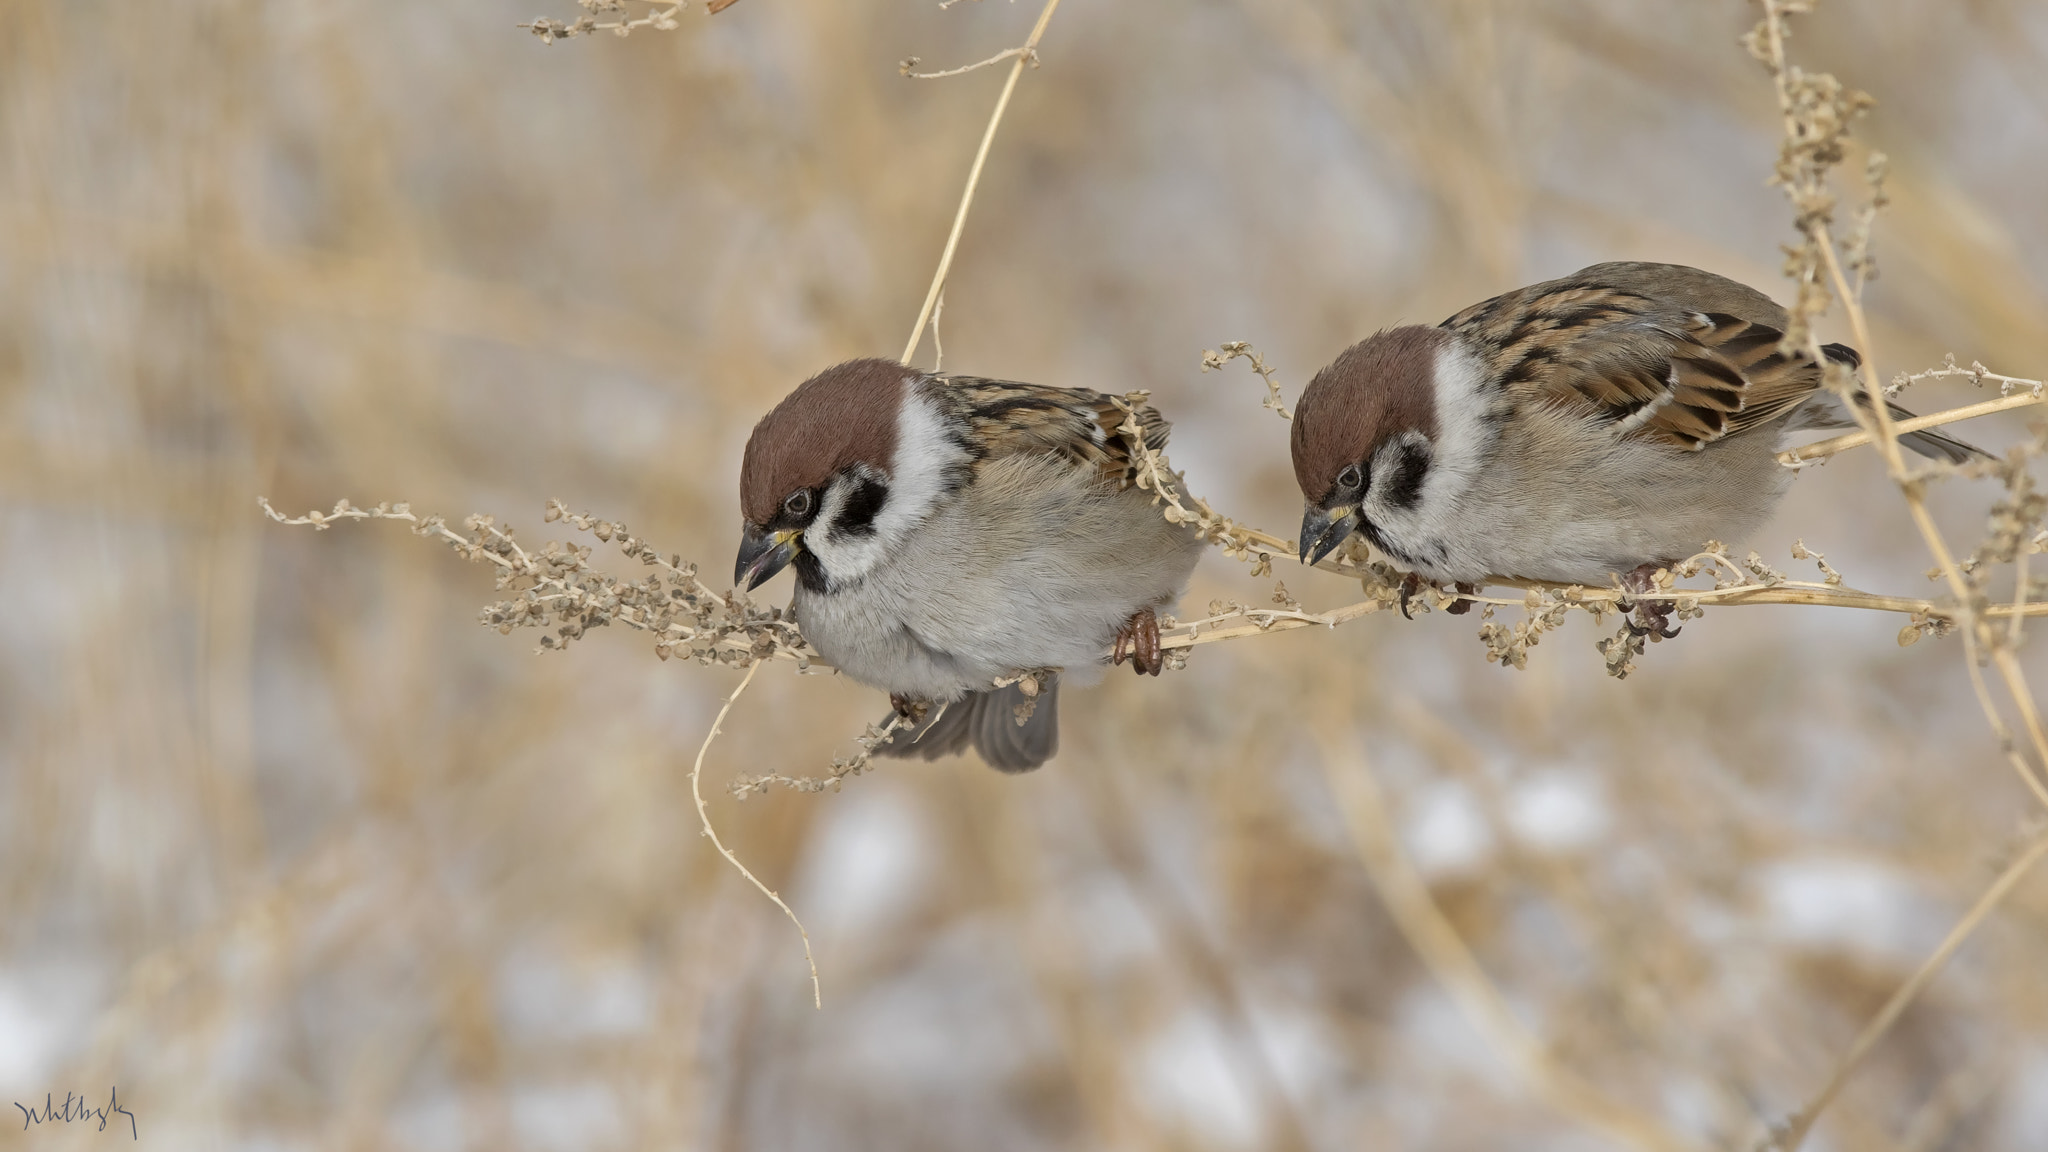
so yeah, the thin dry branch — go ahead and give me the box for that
[900,46,1037,80]
[1743,1,2048,1140]
[259,497,814,666]
[1202,341,1292,421]
[519,0,684,43]
[1892,358,2047,399]
[1780,387,2046,465]
[728,712,911,798]
[1109,390,1298,576]
[686,662,825,1009]
[1751,0,2048,795]
[900,0,1065,365]
[262,482,2048,699]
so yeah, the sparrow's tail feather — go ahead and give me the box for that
[1885,404,1992,465]
[874,677,1060,773]
[1789,381,1992,465]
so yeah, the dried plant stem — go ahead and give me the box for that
[1157,560,2048,656]
[1751,4,2048,1140]
[1315,719,1707,1152]
[2010,538,2031,648]
[1202,341,1293,420]
[904,46,1033,80]
[1898,363,2046,394]
[519,1,683,44]
[1778,391,2046,465]
[1959,631,2048,809]
[688,661,823,1008]
[1817,216,2048,793]
[900,0,1063,365]
[264,492,2048,688]
[1750,0,2048,810]
[1769,832,2048,1151]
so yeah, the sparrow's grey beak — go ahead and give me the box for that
[1298,504,1356,567]
[735,522,802,591]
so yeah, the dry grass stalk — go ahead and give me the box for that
[1202,340,1292,421]
[900,0,1065,366]
[727,712,910,798]
[685,661,825,1009]
[1779,388,2045,465]
[258,497,813,667]
[519,0,685,43]
[1743,1,2048,1143]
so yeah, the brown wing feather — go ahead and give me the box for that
[1646,313,1824,449]
[1445,279,1825,452]
[932,374,1169,486]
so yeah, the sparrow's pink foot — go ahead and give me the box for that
[1621,563,1681,639]
[1444,582,1480,616]
[1112,606,1164,676]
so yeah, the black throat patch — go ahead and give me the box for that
[793,550,831,595]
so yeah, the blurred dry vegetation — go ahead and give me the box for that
[6,0,2048,1149]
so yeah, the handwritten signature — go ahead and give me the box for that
[15,1087,136,1140]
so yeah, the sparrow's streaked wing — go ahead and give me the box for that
[934,375,1170,486]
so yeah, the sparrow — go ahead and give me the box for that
[734,358,1204,772]
[1292,261,1985,626]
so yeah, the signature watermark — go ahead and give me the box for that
[15,1087,136,1140]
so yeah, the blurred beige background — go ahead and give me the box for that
[4,0,2048,1149]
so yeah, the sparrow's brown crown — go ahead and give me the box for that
[1291,325,1445,505]
[740,358,912,525]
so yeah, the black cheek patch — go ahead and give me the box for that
[1383,443,1431,511]
[832,476,890,539]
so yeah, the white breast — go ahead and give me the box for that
[795,454,1204,701]
[1413,408,1789,585]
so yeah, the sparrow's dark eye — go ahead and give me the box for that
[783,489,813,519]
[1337,464,1364,490]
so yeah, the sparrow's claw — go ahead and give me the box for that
[1113,607,1164,676]
[1398,573,1421,620]
[1620,563,1681,640]
[1444,582,1479,616]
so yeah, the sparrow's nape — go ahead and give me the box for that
[734,522,802,591]
[1298,504,1356,567]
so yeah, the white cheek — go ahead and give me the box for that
[1428,340,1497,493]
[1360,342,1497,561]
[873,389,970,543]
[804,469,891,582]
[803,386,970,586]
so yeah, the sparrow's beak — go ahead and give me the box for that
[1298,504,1356,567]
[735,522,802,591]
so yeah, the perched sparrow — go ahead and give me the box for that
[735,358,1204,772]
[1292,261,1984,622]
